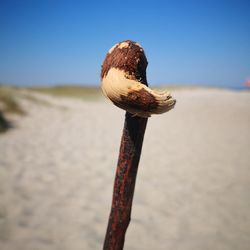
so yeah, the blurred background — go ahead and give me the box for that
[0,1,250,250]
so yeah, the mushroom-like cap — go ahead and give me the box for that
[101,40,176,118]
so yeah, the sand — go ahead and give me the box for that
[0,88,250,250]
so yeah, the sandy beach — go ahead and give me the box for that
[0,88,250,250]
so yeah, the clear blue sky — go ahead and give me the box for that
[0,0,249,87]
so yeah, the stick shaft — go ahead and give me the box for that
[103,112,148,250]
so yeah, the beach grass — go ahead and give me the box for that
[0,85,25,132]
[0,85,102,132]
[0,111,9,132]
[0,85,24,115]
[29,85,101,99]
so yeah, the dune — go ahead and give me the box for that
[0,88,250,250]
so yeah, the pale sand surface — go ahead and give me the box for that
[0,89,250,250]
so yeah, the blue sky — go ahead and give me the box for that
[0,0,249,87]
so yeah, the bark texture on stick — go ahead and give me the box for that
[101,40,175,250]
[103,112,148,250]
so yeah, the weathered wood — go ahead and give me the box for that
[103,112,148,250]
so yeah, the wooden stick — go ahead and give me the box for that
[103,112,148,250]
[101,40,175,250]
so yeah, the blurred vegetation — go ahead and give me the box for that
[0,86,24,115]
[29,85,101,99]
[0,85,25,133]
[0,84,102,132]
[22,93,52,106]
[0,111,9,132]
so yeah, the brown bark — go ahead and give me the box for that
[101,40,148,85]
[103,112,148,250]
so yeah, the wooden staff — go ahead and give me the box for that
[101,40,176,250]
